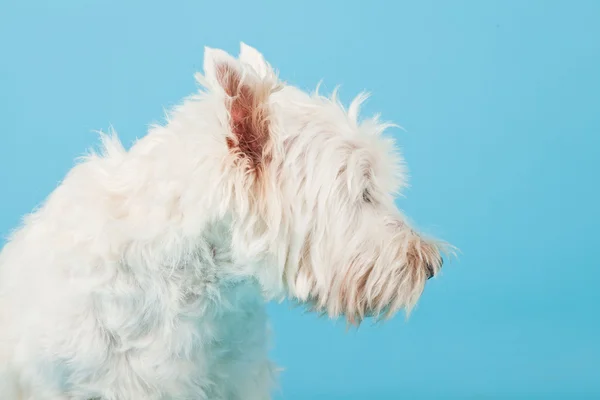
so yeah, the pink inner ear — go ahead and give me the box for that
[230,107,246,126]
[215,63,271,173]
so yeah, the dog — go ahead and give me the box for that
[0,43,448,399]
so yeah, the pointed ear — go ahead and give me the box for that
[203,46,276,176]
[239,42,275,80]
[203,46,239,88]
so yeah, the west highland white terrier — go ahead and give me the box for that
[0,43,448,399]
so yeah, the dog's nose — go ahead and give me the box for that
[426,266,434,280]
[426,258,443,280]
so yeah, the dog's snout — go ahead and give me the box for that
[426,257,443,280]
[426,265,435,280]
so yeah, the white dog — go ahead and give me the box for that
[0,43,447,399]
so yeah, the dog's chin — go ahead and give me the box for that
[294,272,429,327]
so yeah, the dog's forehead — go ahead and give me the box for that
[266,80,403,193]
[273,87,392,152]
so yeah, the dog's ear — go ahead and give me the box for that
[203,47,276,175]
[203,47,239,89]
[239,42,275,80]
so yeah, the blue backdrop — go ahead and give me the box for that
[1,1,599,398]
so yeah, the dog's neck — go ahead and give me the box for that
[93,96,292,301]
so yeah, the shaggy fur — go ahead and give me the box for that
[0,43,448,399]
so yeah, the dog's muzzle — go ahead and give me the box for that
[426,258,443,280]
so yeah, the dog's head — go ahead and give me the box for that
[196,44,449,324]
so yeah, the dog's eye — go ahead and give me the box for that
[362,189,372,204]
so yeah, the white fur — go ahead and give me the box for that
[0,43,447,399]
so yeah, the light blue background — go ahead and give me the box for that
[1,1,599,399]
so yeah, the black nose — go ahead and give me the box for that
[426,258,443,280]
[426,266,434,280]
